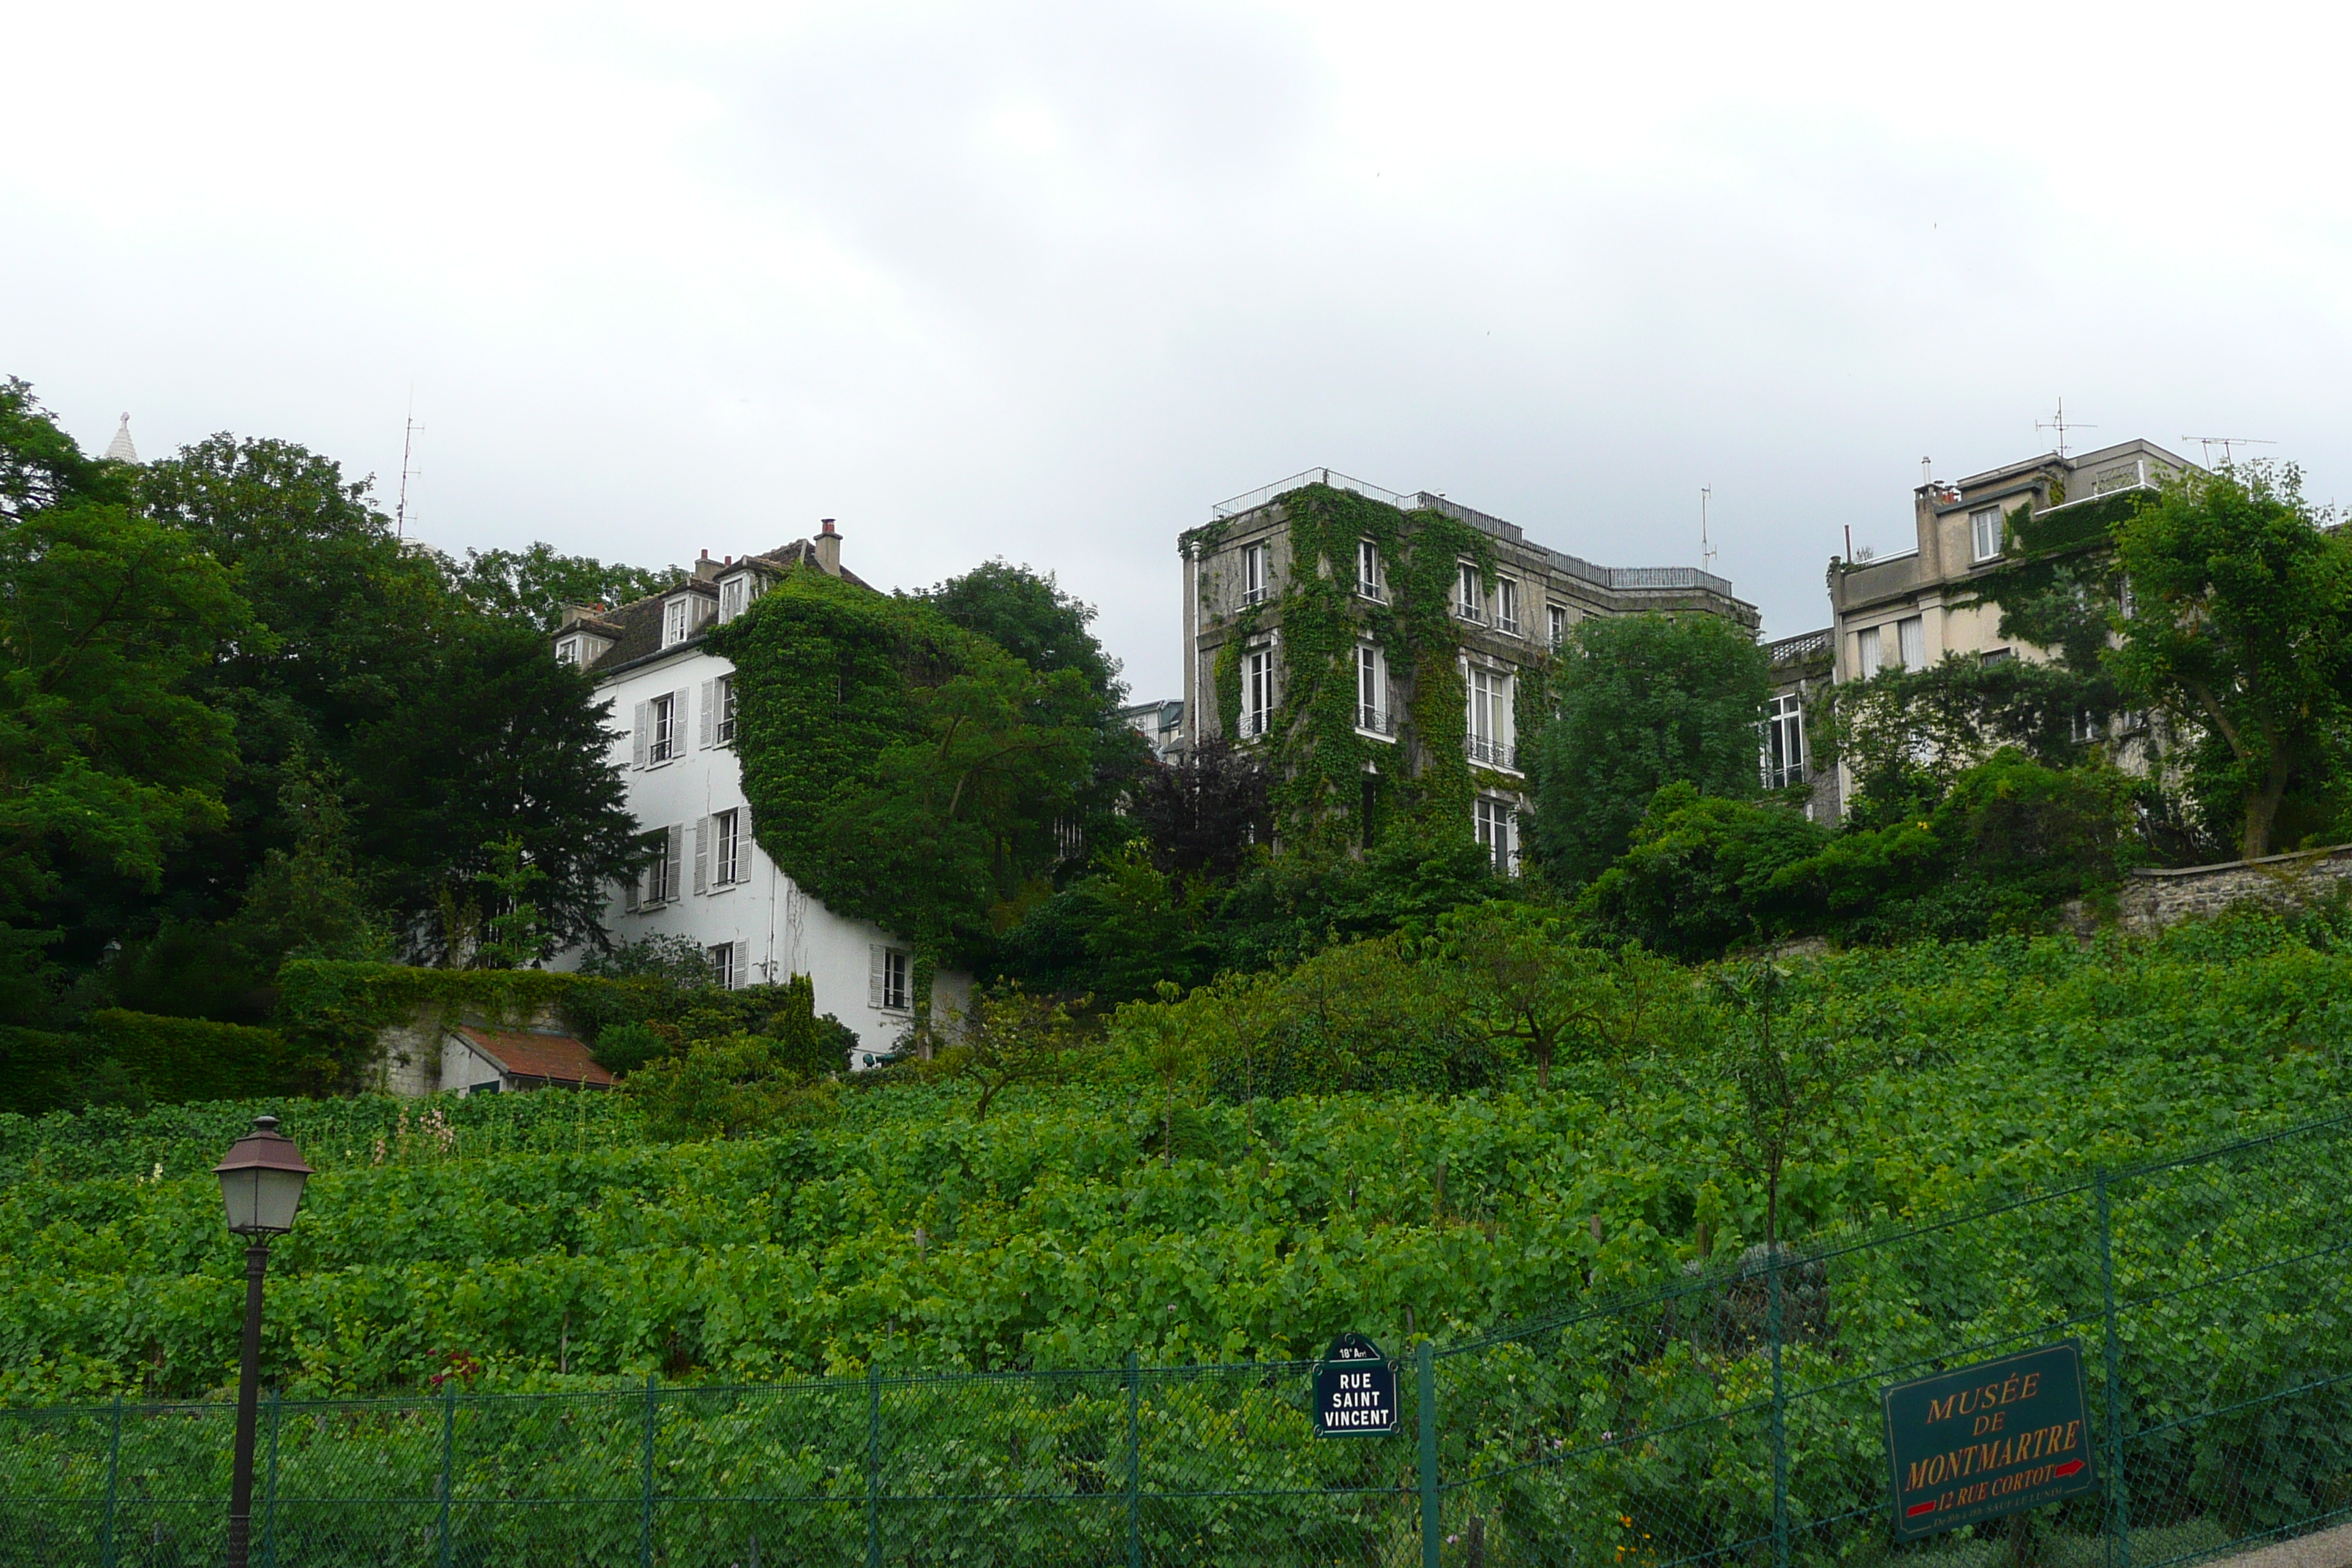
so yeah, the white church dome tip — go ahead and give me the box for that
[103,413,138,464]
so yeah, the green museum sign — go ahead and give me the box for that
[1881,1341,2100,1541]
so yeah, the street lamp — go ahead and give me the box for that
[214,1115,312,1568]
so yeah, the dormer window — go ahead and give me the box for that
[556,636,583,666]
[663,598,693,648]
[717,573,753,623]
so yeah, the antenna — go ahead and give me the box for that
[1700,486,1718,574]
[2036,397,2095,460]
[2180,435,2274,467]
[394,398,423,538]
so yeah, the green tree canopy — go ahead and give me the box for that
[2107,463,2352,858]
[0,384,252,1018]
[453,543,673,630]
[1526,611,1774,884]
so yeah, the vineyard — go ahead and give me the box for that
[1,914,2347,1403]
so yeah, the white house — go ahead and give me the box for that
[551,521,969,1069]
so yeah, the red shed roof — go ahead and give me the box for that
[454,1027,614,1088]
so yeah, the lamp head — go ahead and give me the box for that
[214,1115,312,1236]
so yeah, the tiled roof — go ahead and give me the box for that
[567,537,875,674]
[455,1027,615,1088]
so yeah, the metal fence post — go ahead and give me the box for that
[641,1373,657,1568]
[865,1366,883,1568]
[437,1383,456,1568]
[1418,1342,1439,1568]
[1125,1353,1141,1568]
[2097,1176,2130,1568]
[1769,1257,1789,1568]
[100,1395,121,1568]
[263,1390,281,1568]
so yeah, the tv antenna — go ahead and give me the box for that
[2180,434,2274,467]
[2037,398,2095,459]
[1700,486,1718,573]
[394,399,423,538]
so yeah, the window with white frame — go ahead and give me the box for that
[1473,796,1517,874]
[1548,603,1568,649]
[715,675,737,745]
[1857,626,1884,678]
[708,941,736,990]
[557,636,583,666]
[1357,538,1383,600]
[1240,542,1269,606]
[717,574,751,623]
[1456,562,1485,622]
[877,947,912,1013]
[1897,615,1925,669]
[645,693,677,764]
[712,808,742,886]
[1465,664,1512,768]
[1355,643,1390,735]
[1241,643,1275,737]
[634,826,679,908]
[1763,693,1806,790]
[1496,578,1520,636]
[1971,507,2004,563]
[662,597,693,648]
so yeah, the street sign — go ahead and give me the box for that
[1313,1333,1398,1437]
[1882,1341,2099,1541]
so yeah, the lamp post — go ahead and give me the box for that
[214,1115,312,1568]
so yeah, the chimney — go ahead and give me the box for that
[814,519,841,576]
[694,549,720,582]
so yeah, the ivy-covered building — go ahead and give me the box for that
[1180,470,1759,866]
[549,522,970,1067]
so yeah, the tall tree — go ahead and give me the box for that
[0,383,251,1019]
[2107,463,2352,859]
[453,543,673,630]
[1526,611,1773,884]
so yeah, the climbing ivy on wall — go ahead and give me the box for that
[709,569,1096,1041]
[1188,485,1501,850]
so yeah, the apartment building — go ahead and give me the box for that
[551,522,969,1068]
[1181,468,1760,870]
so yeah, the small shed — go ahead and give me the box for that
[440,1027,615,1096]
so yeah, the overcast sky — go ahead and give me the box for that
[9,0,2348,697]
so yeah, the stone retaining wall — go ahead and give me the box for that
[2114,843,2352,932]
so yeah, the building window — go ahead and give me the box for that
[1898,615,1925,669]
[1763,693,1806,790]
[708,941,736,990]
[1971,507,2004,563]
[1465,665,1512,769]
[1857,626,1883,678]
[879,948,911,1013]
[1357,538,1384,600]
[648,693,676,764]
[639,827,679,908]
[717,574,751,623]
[663,597,693,647]
[1496,578,1520,636]
[1980,647,2013,667]
[1548,603,1568,650]
[1456,562,1485,623]
[557,636,582,666]
[713,808,742,886]
[715,676,737,745]
[1474,797,1518,875]
[1356,644,1391,736]
[1240,542,1269,606]
[1241,643,1275,738]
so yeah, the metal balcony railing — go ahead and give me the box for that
[1356,706,1395,737]
[1464,735,1516,769]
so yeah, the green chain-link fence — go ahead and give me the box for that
[4,1113,2347,1567]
